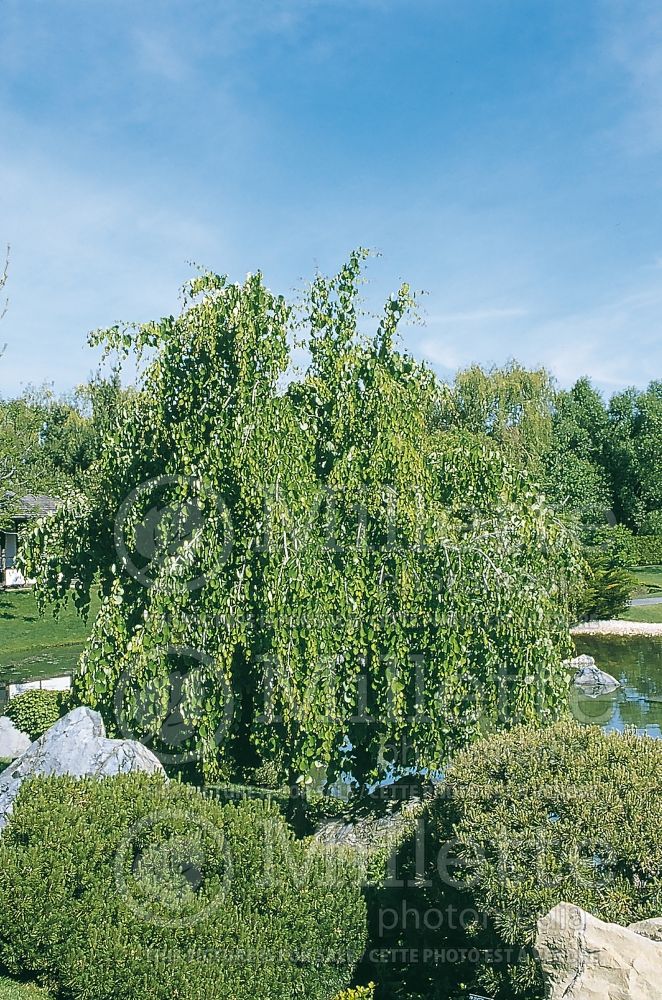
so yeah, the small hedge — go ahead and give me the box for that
[3,690,62,741]
[633,535,662,566]
[0,774,366,1000]
[0,977,50,999]
[425,722,662,999]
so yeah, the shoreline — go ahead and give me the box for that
[572,620,662,637]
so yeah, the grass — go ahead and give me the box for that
[618,603,662,624]
[0,978,50,999]
[0,589,99,687]
[630,565,662,598]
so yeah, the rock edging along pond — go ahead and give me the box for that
[572,620,662,636]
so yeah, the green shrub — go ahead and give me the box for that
[0,976,50,999]
[633,535,662,566]
[637,511,662,536]
[597,523,638,565]
[0,774,366,1000]
[577,525,636,620]
[425,722,662,999]
[577,559,634,620]
[3,690,61,741]
[333,986,375,1000]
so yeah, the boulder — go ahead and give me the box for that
[567,653,596,669]
[0,716,31,761]
[314,796,425,884]
[628,918,662,943]
[536,903,662,1000]
[0,706,165,830]
[567,654,620,698]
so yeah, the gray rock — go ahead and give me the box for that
[566,653,597,669]
[568,654,621,698]
[0,707,165,830]
[314,798,424,884]
[536,903,662,1000]
[628,918,662,943]
[0,716,31,760]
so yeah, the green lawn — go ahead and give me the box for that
[0,589,99,686]
[0,978,50,1000]
[630,565,662,598]
[619,603,662,624]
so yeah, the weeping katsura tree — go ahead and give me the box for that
[23,252,582,787]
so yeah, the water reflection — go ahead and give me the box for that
[572,636,662,738]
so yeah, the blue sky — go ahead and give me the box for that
[1,0,662,396]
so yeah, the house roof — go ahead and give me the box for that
[3,493,59,519]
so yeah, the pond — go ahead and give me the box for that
[572,635,662,738]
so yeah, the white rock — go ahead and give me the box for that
[536,903,662,1000]
[628,918,662,943]
[572,621,662,637]
[0,706,165,830]
[0,716,31,760]
[566,653,597,669]
[40,675,72,692]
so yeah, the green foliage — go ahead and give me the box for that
[606,381,662,528]
[0,388,86,512]
[23,255,582,788]
[0,371,121,527]
[633,536,662,567]
[578,560,634,621]
[424,722,662,999]
[207,781,354,837]
[333,986,375,1000]
[637,510,662,536]
[597,523,638,566]
[3,690,61,741]
[543,451,612,528]
[437,367,639,621]
[0,977,50,1000]
[0,774,365,1000]
[577,525,636,620]
[438,362,556,467]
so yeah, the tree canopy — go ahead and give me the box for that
[24,254,582,787]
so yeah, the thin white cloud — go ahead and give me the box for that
[600,0,662,153]
[428,307,528,324]
[0,148,222,392]
[418,266,662,392]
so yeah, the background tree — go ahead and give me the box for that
[543,377,613,525]
[437,361,555,468]
[602,381,662,530]
[0,245,13,520]
[0,386,94,502]
[441,367,637,618]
